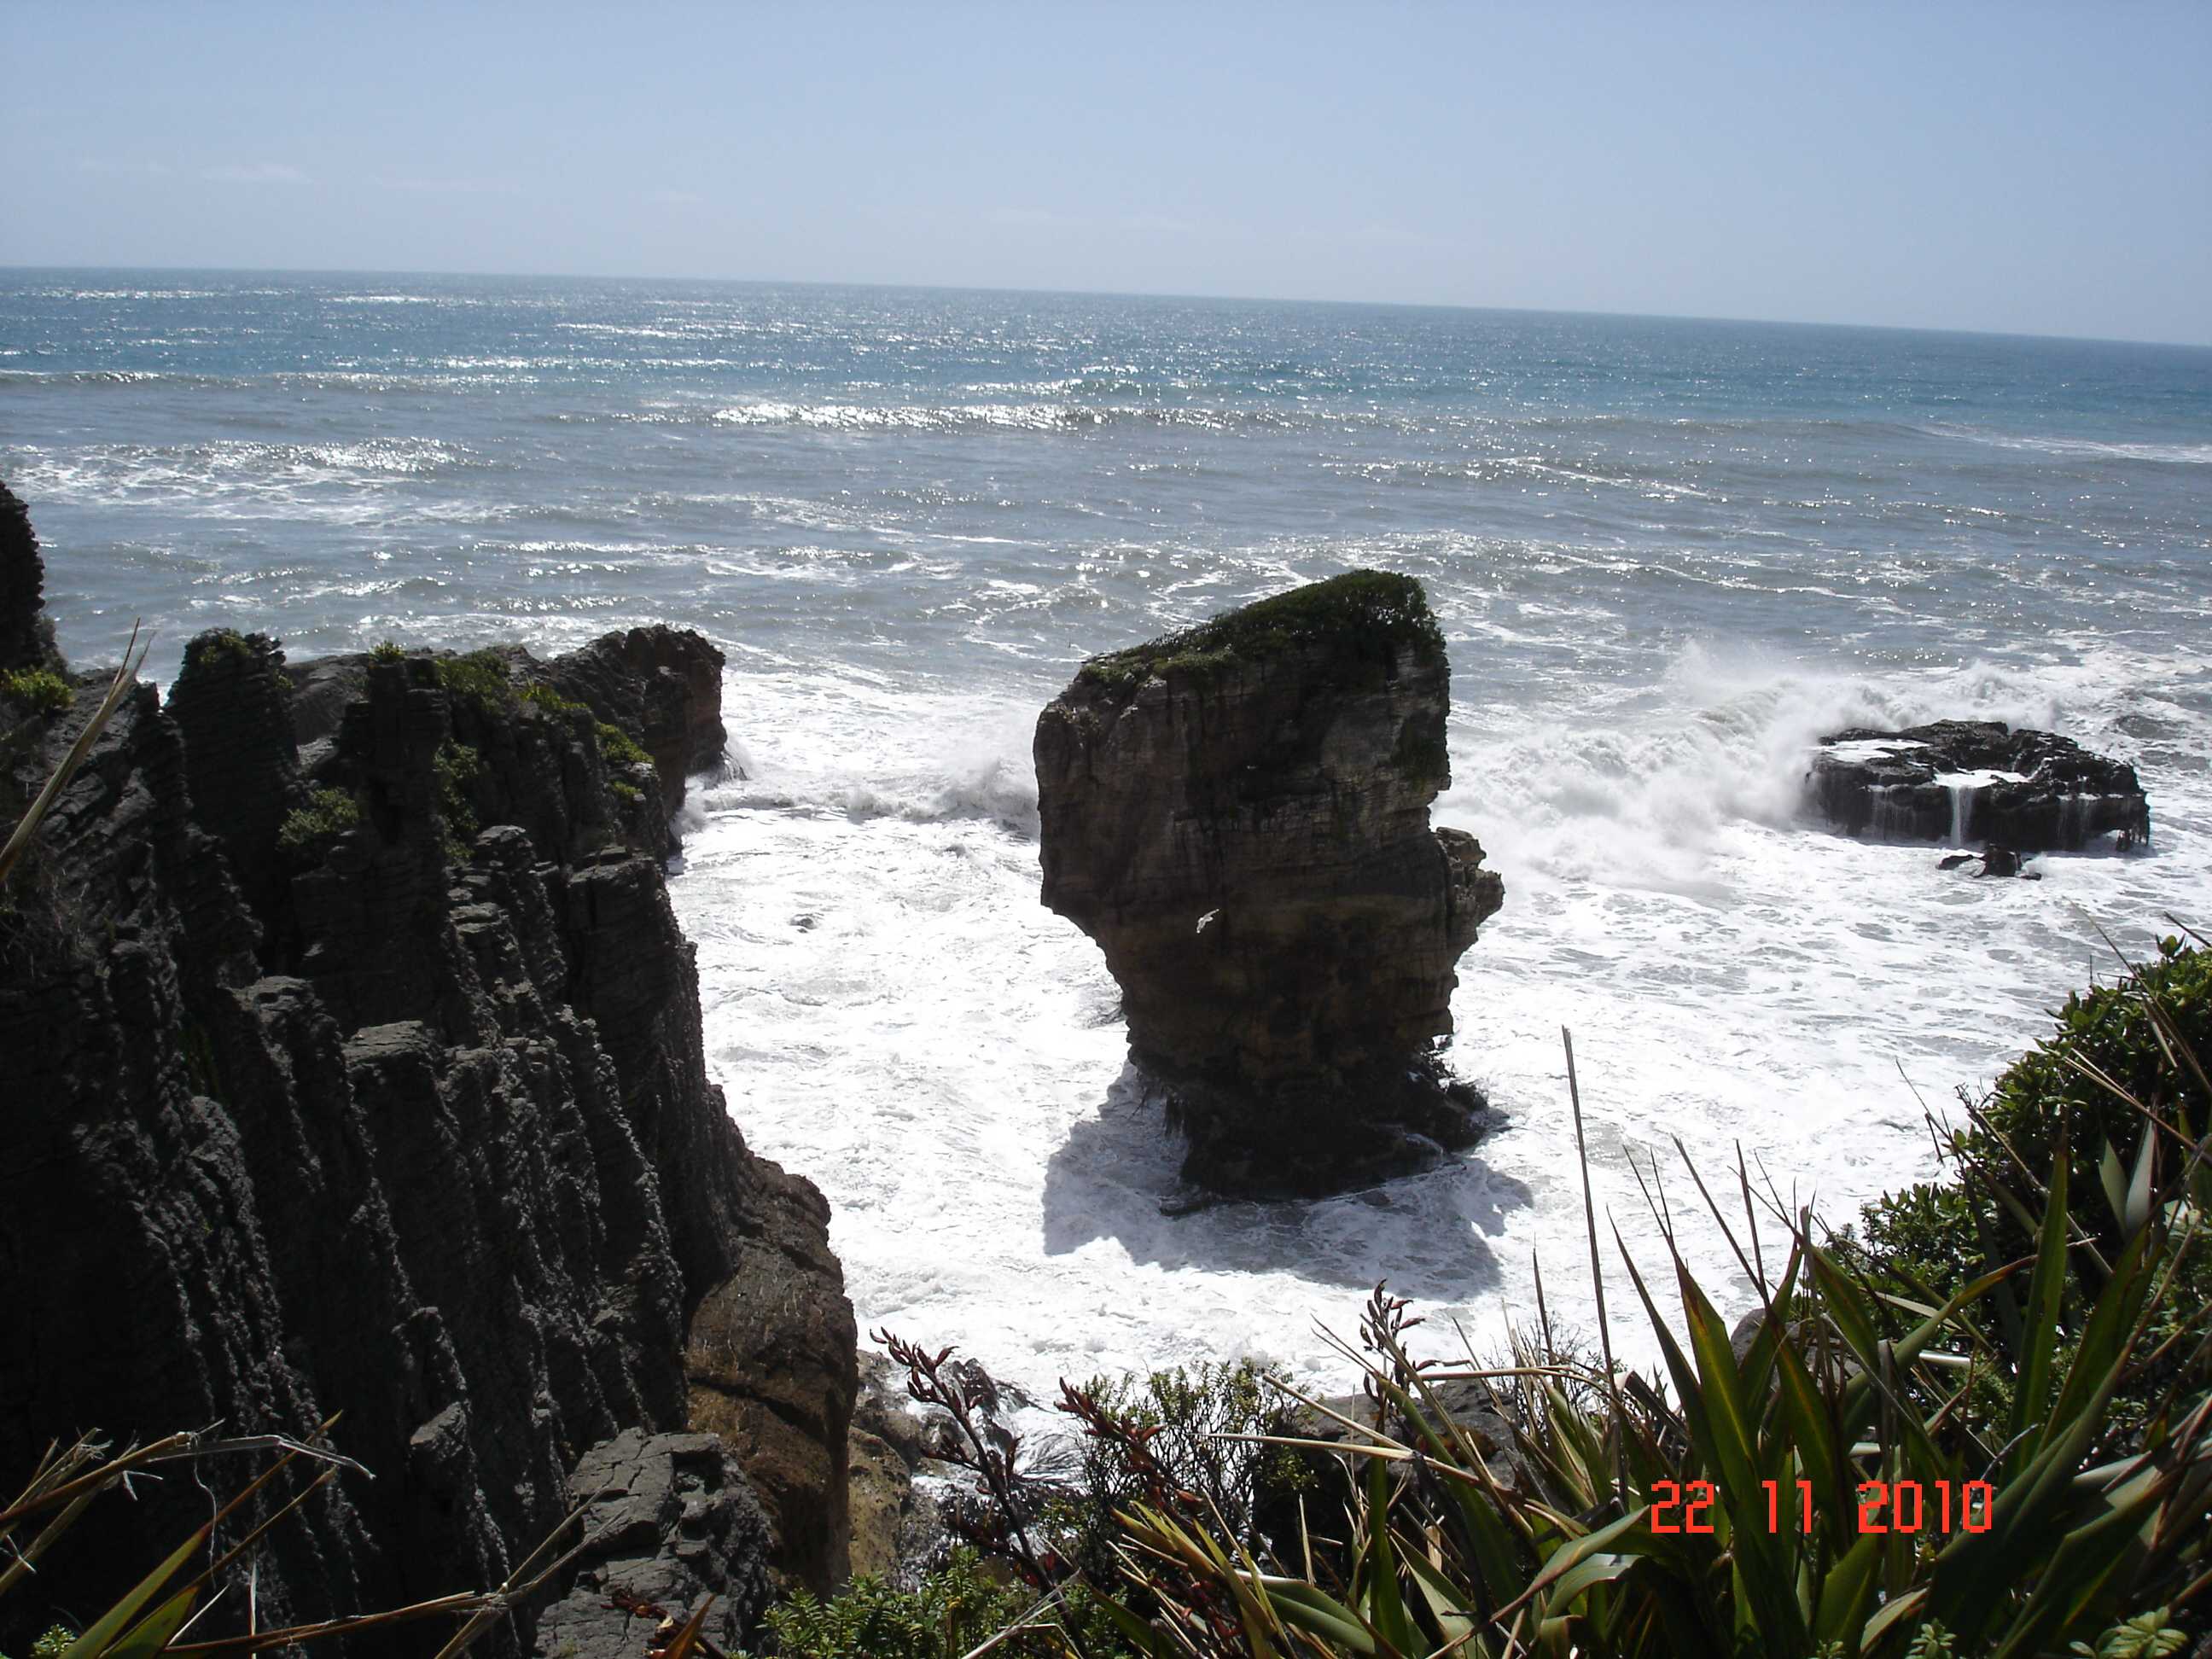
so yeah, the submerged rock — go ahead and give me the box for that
[1034,571,1505,1197]
[1806,720,2150,853]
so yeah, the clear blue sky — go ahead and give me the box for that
[5,2,2208,344]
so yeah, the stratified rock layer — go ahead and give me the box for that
[0,544,853,1655]
[533,1430,772,1658]
[1035,572,1504,1195]
[1807,720,2150,853]
[0,480,62,672]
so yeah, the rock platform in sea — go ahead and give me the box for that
[1034,570,1505,1198]
[1805,719,2150,853]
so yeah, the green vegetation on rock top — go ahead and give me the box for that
[1075,569,1443,696]
[432,648,514,709]
[0,667,73,716]
[182,629,262,673]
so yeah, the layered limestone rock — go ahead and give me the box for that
[1807,720,2151,853]
[0,491,854,1655]
[545,626,731,813]
[0,480,61,672]
[533,1430,772,1657]
[1035,571,1504,1196]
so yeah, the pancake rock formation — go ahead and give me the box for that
[1034,571,1505,1196]
[0,480,855,1656]
[1806,719,2151,853]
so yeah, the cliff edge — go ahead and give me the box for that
[0,480,856,1655]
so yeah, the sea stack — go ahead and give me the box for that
[1034,571,1505,1196]
[1807,720,2150,853]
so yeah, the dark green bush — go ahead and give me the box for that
[183,630,256,672]
[276,788,362,858]
[368,639,406,665]
[1860,939,2208,1284]
[754,1551,1072,1659]
[433,649,513,709]
[434,741,483,854]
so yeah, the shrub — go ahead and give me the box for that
[0,668,72,717]
[520,680,586,718]
[596,721,649,768]
[368,639,406,665]
[754,1551,1064,1659]
[276,788,361,858]
[183,629,256,672]
[434,741,483,854]
[433,649,514,710]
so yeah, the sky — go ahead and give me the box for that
[4,2,2209,345]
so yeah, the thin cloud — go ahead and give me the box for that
[201,162,310,185]
[647,187,706,207]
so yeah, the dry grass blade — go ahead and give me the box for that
[1562,1027,1630,1502]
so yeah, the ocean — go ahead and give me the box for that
[5,270,2209,1397]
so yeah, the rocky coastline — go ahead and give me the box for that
[0,482,857,1656]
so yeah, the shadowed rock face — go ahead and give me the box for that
[0,479,62,672]
[1034,572,1504,1196]
[1,547,853,1653]
[546,625,731,810]
[1807,720,2150,853]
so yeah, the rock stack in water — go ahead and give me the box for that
[1806,720,2150,853]
[0,480,855,1657]
[1034,571,1505,1196]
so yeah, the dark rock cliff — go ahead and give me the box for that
[1034,571,1505,1196]
[0,483,61,673]
[0,481,856,1653]
[1806,720,2151,853]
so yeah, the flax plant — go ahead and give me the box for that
[952,939,2212,1659]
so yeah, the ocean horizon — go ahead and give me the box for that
[5,264,2208,1399]
[9,263,2212,352]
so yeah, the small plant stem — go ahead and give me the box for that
[1563,1027,1631,1504]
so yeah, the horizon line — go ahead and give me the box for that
[5,260,2208,354]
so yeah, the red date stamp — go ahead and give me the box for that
[1648,1479,1994,1534]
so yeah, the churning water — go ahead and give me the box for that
[7,271,2209,1392]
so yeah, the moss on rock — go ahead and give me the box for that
[1076,569,1445,696]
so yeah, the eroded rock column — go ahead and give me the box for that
[1035,571,1504,1196]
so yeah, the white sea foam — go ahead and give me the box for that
[1936,426,2212,465]
[670,642,2211,1401]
